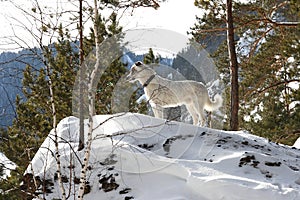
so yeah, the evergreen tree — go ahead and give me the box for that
[95,59,127,114]
[0,26,79,199]
[191,0,300,144]
[241,28,300,144]
[84,12,129,114]
[143,48,160,64]
[172,45,204,82]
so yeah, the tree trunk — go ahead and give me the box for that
[77,0,100,198]
[46,62,66,200]
[226,0,239,131]
[78,0,85,151]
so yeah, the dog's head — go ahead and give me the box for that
[126,61,146,83]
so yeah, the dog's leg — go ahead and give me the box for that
[186,104,199,125]
[151,104,164,119]
[192,99,206,126]
[198,110,206,126]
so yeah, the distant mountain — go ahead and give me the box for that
[0,49,44,128]
[121,51,173,69]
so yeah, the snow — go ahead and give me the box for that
[294,137,300,149]
[25,113,300,200]
[0,152,16,179]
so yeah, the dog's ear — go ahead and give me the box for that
[135,61,143,67]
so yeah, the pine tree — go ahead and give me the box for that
[143,48,160,64]
[192,0,240,130]
[172,46,204,82]
[95,59,127,114]
[0,26,79,199]
[82,12,129,115]
[191,0,300,144]
[241,28,300,145]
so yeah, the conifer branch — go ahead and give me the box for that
[252,79,300,97]
[264,18,300,27]
[247,27,273,60]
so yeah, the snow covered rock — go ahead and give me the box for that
[293,137,300,149]
[25,113,300,200]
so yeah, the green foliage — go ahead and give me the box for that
[95,59,127,114]
[191,0,300,144]
[128,90,148,115]
[241,28,300,145]
[0,168,31,200]
[85,11,130,114]
[0,26,79,198]
[143,48,160,64]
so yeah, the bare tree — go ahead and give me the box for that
[2,0,80,198]
[45,54,67,200]
[76,0,166,197]
[77,0,100,197]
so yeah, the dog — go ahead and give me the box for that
[126,61,223,126]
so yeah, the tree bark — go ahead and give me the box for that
[226,0,239,131]
[77,0,100,198]
[46,62,66,200]
[78,0,85,151]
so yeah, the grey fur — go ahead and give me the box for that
[126,61,223,126]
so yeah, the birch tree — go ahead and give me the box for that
[77,0,165,150]
[76,0,166,197]
[77,0,101,198]
[1,1,79,198]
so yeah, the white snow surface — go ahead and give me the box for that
[0,152,16,179]
[294,137,300,149]
[26,113,300,200]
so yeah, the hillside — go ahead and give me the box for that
[24,113,300,200]
[0,49,44,128]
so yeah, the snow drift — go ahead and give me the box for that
[25,113,300,200]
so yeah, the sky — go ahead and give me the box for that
[0,0,199,53]
[120,0,199,35]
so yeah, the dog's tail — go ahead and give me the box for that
[204,94,223,112]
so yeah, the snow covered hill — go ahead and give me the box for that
[25,113,300,200]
